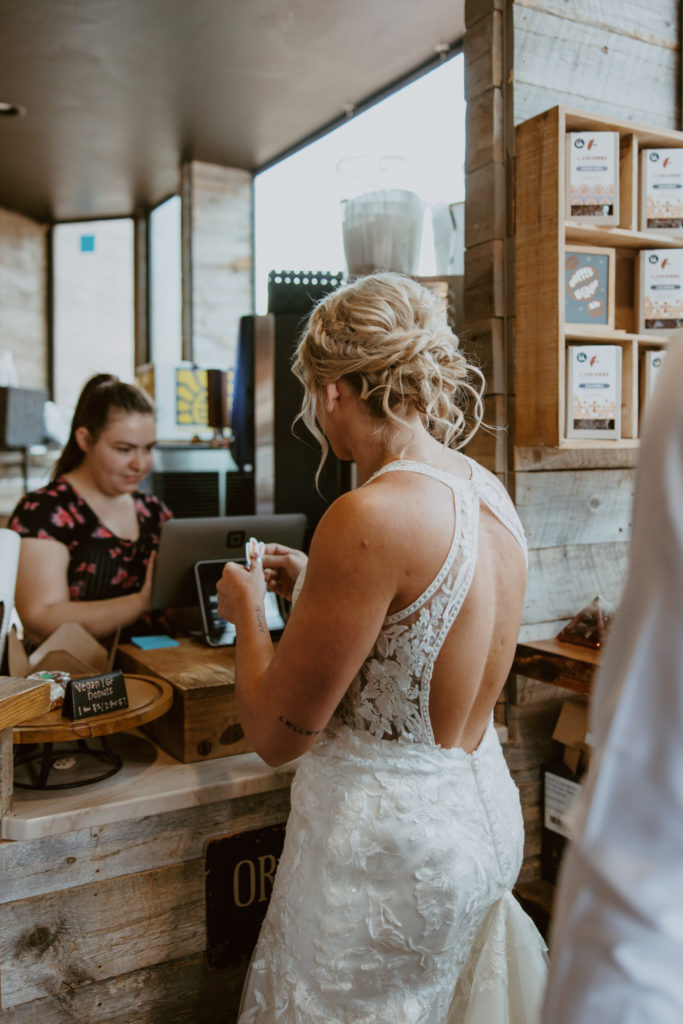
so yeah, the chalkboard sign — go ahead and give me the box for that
[61,670,129,720]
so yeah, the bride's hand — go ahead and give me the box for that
[216,559,266,626]
[262,543,308,602]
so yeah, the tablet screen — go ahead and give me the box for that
[194,559,287,646]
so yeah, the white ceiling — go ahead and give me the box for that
[0,0,465,222]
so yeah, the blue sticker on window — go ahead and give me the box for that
[80,234,95,252]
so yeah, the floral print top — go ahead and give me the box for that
[9,477,172,602]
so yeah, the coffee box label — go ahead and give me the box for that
[567,132,619,219]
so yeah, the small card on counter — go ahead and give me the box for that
[130,634,180,650]
[62,669,129,721]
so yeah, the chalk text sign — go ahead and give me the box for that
[62,670,129,720]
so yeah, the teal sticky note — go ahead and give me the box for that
[130,635,179,650]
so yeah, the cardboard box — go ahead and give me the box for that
[552,696,592,775]
[640,148,683,233]
[116,638,252,762]
[565,131,620,224]
[566,344,622,440]
[636,248,683,333]
[542,698,591,882]
[8,622,114,679]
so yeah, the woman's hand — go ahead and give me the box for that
[216,558,267,629]
[138,550,157,614]
[261,544,308,601]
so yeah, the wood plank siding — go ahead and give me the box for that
[463,0,679,880]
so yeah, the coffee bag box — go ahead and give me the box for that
[636,249,683,333]
[565,131,620,224]
[566,344,622,440]
[640,149,683,233]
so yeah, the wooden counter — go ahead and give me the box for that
[1,652,292,1022]
[0,675,51,816]
[0,731,293,1022]
[116,637,251,762]
[2,643,510,1021]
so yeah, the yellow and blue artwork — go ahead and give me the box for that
[175,367,208,425]
[175,367,234,426]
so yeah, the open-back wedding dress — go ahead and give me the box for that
[238,459,549,1023]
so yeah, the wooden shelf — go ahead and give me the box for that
[515,105,679,454]
[514,444,639,472]
[565,222,683,249]
[512,638,600,695]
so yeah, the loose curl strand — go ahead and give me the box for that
[292,272,485,482]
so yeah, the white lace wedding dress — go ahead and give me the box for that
[238,459,549,1023]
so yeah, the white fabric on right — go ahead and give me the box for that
[542,341,683,1024]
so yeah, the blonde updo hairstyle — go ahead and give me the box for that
[293,272,484,476]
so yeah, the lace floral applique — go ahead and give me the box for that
[333,483,477,746]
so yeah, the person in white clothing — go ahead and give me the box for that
[216,272,548,1023]
[542,339,683,1024]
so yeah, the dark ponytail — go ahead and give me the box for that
[52,374,155,481]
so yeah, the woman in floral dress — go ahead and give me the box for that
[10,373,170,642]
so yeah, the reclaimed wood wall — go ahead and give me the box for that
[513,0,680,129]
[463,0,680,881]
[0,787,290,1022]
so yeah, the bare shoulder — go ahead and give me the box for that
[311,485,394,560]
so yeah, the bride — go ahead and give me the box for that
[217,272,548,1022]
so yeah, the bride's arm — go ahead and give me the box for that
[216,490,397,767]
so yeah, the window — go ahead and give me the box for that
[254,54,465,314]
[52,218,134,416]
[149,195,182,365]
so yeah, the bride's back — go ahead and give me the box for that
[371,452,527,753]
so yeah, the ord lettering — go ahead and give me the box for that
[232,853,278,907]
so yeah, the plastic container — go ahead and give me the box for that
[337,155,427,277]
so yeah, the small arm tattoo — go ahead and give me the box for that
[255,605,267,634]
[278,715,322,737]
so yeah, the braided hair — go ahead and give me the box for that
[293,272,484,477]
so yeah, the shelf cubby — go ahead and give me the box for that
[515,106,676,465]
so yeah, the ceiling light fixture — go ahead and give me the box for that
[0,101,27,117]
